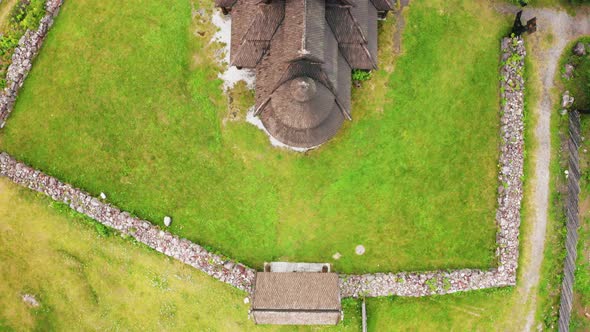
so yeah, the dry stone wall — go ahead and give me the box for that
[0,22,526,297]
[339,36,526,297]
[0,152,256,291]
[0,0,64,128]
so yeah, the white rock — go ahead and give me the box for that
[99,192,107,200]
[355,245,366,255]
[332,252,342,260]
[243,297,250,304]
[21,294,40,307]
[164,216,172,227]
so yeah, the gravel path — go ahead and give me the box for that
[493,5,590,330]
[523,8,589,331]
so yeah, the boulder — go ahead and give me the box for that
[164,216,172,227]
[562,91,575,108]
[21,294,40,307]
[573,42,587,56]
[355,245,365,255]
[564,63,575,80]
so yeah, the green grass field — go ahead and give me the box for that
[0,176,540,331]
[0,0,505,274]
[0,178,363,331]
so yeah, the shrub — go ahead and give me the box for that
[352,69,372,82]
[0,0,47,88]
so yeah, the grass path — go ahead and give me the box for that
[521,7,590,330]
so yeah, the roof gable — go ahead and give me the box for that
[231,1,285,67]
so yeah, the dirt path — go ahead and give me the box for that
[0,0,18,30]
[392,0,410,54]
[492,5,590,330]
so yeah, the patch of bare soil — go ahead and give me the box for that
[392,0,410,55]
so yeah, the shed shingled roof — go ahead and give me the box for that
[252,272,341,310]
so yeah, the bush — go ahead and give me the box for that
[0,0,47,88]
[352,69,372,82]
[561,37,590,110]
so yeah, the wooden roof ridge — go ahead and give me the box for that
[347,6,369,44]
[231,1,285,67]
[325,7,369,44]
[301,0,308,53]
[344,6,378,69]
[299,0,326,63]
[325,6,377,70]
[369,0,394,11]
[360,42,378,69]
[325,0,355,7]
[254,60,351,120]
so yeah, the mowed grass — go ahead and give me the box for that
[365,288,525,330]
[0,178,362,331]
[0,0,504,273]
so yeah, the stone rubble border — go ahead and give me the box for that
[339,36,525,297]
[0,0,526,298]
[0,0,63,128]
[0,153,256,292]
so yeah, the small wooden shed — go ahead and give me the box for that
[250,264,342,325]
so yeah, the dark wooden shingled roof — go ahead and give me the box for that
[251,272,341,325]
[217,0,391,148]
[231,2,284,67]
[370,0,394,11]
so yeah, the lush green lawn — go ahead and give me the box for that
[0,0,505,273]
[561,37,590,111]
[0,178,362,331]
[0,175,538,331]
[366,288,525,330]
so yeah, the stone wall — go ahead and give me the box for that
[339,37,526,297]
[0,34,527,297]
[0,0,64,128]
[0,152,256,292]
